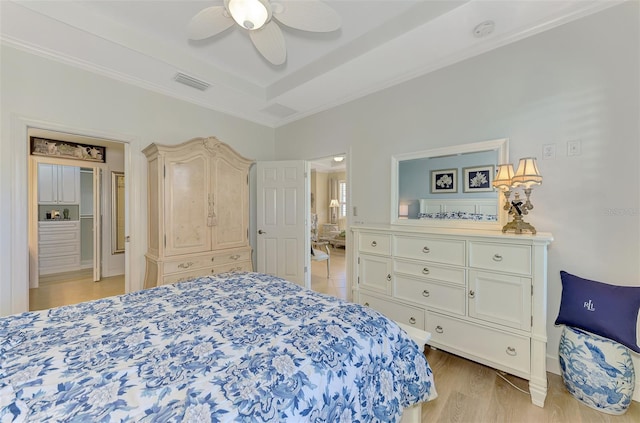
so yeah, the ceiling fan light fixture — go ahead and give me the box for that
[226,0,271,30]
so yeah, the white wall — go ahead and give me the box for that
[275,2,639,377]
[0,46,275,316]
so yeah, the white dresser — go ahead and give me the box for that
[352,224,553,407]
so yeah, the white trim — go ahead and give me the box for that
[8,114,140,315]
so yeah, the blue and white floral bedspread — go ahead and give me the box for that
[1,272,436,422]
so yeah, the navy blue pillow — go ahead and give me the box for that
[555,271,640,352]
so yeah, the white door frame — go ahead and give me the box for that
[92,167,102,282]
[8,115,137,315]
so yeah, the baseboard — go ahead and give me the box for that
[547,353,640,402]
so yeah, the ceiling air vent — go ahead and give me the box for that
[261,103,298,118]
[174,72,210,91]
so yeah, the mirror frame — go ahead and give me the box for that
[111,171,125,254]
[391,138,509,231]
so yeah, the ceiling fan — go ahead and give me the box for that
[187,0,341,65]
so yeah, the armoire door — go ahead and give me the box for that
[164,150,212,256]
[211,155,249,250]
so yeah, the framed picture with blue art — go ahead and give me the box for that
[430,168,457,194]
[463,165,494,192]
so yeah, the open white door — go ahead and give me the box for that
[93,168,102,282]
[256,161,310,288]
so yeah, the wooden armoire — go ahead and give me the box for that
[143,136,254,288]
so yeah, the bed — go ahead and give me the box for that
[1,272,436,422]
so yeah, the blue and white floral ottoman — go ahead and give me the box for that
[559,325,635,414]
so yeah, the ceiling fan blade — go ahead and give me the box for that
[187,6,234,40]
[272,0,341,32]
[249,21,286,65]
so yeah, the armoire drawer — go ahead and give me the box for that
[394,235,465,266]
[427,312,531,377]
[162,260,253,285]
[394,275,466,316]
[468,242,531,275]
[163,248,251,274]
[358,232,391,255]
[162,268,214,285]
[211,260,252,275]
[359,292,425,330]
[394,259,465,285]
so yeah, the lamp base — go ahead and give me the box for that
[502,216,537,235]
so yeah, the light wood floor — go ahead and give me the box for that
[310,245,348,300]
[422,347,640,422]
[29,269,125,311]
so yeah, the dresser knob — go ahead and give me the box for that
[422,290,430,297]
[371,241,377,247]
[422,246,430,253]
[211,257,215,262]
[469,290,475,298]
[435,325,444,334]
[506,346,517,356]
[386,274,391,281]
[422,267,430,275]
[364,302,370,307]
[230,254,240,260]
[493,254,503,262]
[409,317,416,325]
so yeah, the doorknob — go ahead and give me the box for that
[258,229,266,234]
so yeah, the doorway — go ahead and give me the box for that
[309,154,348,300]
[27,129,126,310]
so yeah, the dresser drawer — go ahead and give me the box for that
[359,292,425,330]
[394,235,465,266]
[358,232,391,255]
[394,275,466,316]
[468,242,531,275]
[394,259,465,285]
[39,241,80,257]
[38,221,80,232]
[39,255,81,275]
[163,248,252,274]
[39,228,80,244]
[427,311,531,377]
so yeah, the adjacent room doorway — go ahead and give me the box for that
[27,128,126,310]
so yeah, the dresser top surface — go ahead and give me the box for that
[351,223,553,243]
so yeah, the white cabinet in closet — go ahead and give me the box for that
[38,220,81,275]
[352,225,552,407]
[143,137,254,288]
[38,163,80,205]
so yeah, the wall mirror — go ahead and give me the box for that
[112,171,125,254]
[391,138,508,230]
